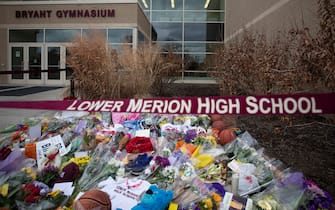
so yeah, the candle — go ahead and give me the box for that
[232,173,239,195]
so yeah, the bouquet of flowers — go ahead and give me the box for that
[298,180,333,210]
[76,143,120,191]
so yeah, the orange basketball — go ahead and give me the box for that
[218,129,236,145]
[212,120,226,131]
[210,114,223,122]
[74,189,111,210]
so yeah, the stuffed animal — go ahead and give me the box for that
[39,145,62,171]
[131,185,173,210]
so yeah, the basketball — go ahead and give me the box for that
[212,120,226,131]
[210,114,223,122]
[74,189,112,210]
[218,129,237,145]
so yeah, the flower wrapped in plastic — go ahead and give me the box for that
[298,180,333,210]
[77,142,121,191]
[198,160,227,182]
[252,171,306,210]
[146,165,179,189]
[37,165,60,187]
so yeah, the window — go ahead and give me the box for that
[9,29,44,42]
[108,29,133,43]
[184,23,224,41]
[152,22,182,41]
[184,11,224,21]
[155,41,182,52]
[152,11,182,21]
[45,29,80,42]
[184,0,224,10]
[152,0,183,10]
[184,42,222,53]
[82,29,107,39]
[138,31,145,44]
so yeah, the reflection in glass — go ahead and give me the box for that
[184,0,224,10]
[82,29,107,40]
[184,71,209,77]
[184,23,224,41]
[109,43,133,50]
[152,0,183,10]
[184,53,213,71]
[152,22,182,41]
[46,29,80,42]
[138,31,145,44]
[108,29,133,43]
[184,11,224,21]
[139,0,150,10]
[29,47,42,79]
[11,47,24,79]
[155,41,182,52]
[65,49,73,80]
[152,11,182,21]
[48,47,60,80]
[9,29,44,42]
[184,42,223,53]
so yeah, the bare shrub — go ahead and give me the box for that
[118,44,181,98]
[67,33,120,99]
[211,0,335,96]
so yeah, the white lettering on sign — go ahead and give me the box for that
[197,97,241,114]
[64,96,323,114]
[126,99,191,113]
[245,96,322,114]
[66,100,124,112]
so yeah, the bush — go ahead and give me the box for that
[67,33,120,99]
[67,34,181,99]
[211,0,335,96]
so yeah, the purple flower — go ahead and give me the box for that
[155,156,170,168]
[41,165,58,175]
[185,129,197,143]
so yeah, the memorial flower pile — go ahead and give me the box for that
[0,112,333,209]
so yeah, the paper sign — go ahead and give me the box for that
[52,182,74,196]
[28,123,41,140]
[74,151,88,158]
[228,160,240,174]
[135,129,150,137]
[36,135,67,168]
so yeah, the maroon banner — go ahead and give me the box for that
[0,93,334,115]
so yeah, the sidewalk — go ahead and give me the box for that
[0,86,67,129]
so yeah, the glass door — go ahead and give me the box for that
[46,45,66,85]
[47,46,61,80]
[11,46,24,80]
[28,46,42,80]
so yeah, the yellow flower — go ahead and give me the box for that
[47,189,61,197]
[21,167,36,180]
[204,198,213,209]
[58,206,72,210]
[71,156,90,166]
[0,183,9,197]
[206,136,217,146]
[212,192,222,203]
[212,192,222,208]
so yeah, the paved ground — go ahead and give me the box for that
[0,86,67,129]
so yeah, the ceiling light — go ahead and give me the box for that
[142,0,148,8]
[171,0,175,8]
[204,0,211,8]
